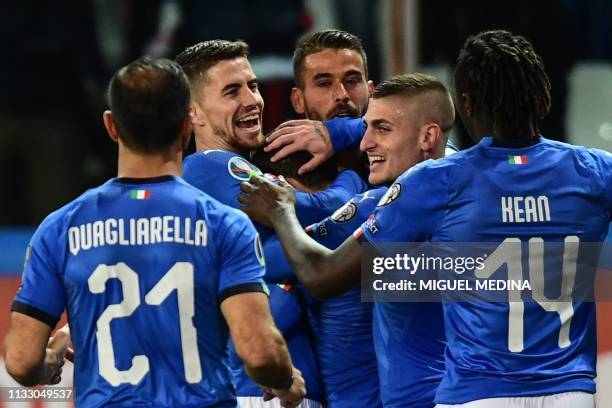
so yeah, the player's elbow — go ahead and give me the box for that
[4,350,40,386]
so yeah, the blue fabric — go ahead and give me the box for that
[360,137,612,403]
[15,176,266,407]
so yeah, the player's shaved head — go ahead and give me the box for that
[176,40,249,92]
[293,29,368,89]
[107,56,190,154]
[373,73,455,133]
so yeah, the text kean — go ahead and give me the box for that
[68,216,208,256]
[501,196,551,223]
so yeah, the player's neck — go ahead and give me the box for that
[117,145,182,179]
[195,130,242,155]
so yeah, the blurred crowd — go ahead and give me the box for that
[1,0,610,225]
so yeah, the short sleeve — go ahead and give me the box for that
[12,216,66,327]
[356,162,449,248]
[217,211,268,302]
[183,151,259,209]
[294,170,368,226]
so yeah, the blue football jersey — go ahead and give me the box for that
[358,137,612,404]
[264,170,368,282]
[306,187,386,408]
[183,150,274,241]
[294,169,368,226]
[13,175,267,408]
[183,150,334,402]
[228,283,324,402]
[313,188,444,407]
[227,170,366,401]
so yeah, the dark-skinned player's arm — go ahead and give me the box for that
[239,175,362,299]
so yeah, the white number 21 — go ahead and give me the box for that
[88,262,201,386]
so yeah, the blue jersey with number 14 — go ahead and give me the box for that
[359,137,612,404]
[13,176,267,408]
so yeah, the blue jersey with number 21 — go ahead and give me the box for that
[13,175,266,408]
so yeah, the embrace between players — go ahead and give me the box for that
[4,28,612,408]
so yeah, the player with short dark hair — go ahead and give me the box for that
[291,29,372,121]
[3,56,305,408]
[239,30,612,407]
[242,73,455,407]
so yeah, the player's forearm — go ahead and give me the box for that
[244,329,293,389]
[271,206,345,299]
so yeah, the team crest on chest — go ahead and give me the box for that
[227,156,262,181]
[331,201,357,223]
[377,183,402,207]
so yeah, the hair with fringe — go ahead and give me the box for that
[175,40,249,88]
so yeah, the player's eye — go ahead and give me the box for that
[377,125,391,134]
[224,89,238,97]
[345,77,361,87]
[316,81,331,88]
[248,82,259,92]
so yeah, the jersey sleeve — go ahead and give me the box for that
[183,151,256,209]
[216,210,268,302]
[356,161,450,248]
[324,117,366,152]
[12,213,66,327]
[294,170,368,226]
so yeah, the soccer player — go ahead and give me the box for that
[242,73,455,407]
[3,57,304,408]
[264,29,373,175]
[176,40,366,407]
[240,30,612,408]
[276,29,378,408]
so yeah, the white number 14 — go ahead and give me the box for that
[476,236,579,353]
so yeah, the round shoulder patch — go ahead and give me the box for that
[377,183,402,207]
[254,234,265,266]
[227,156,262,181]
[331,201,357,223]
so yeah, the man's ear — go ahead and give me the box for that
[419,123,442,158]
[367,80,374,98]
[290,87,306,116]
[103,110,119,143]
[190,101,207,127]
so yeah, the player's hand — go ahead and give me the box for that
[265,120,334,175]
[239,175,296,228]
[262,367,306,408]
[41,328,70,385]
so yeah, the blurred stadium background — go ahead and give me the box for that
[0,0,610,406]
